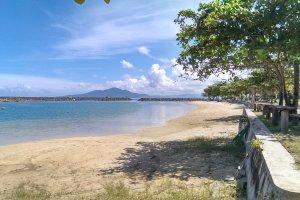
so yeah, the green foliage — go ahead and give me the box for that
[74,0,110,5]
[250,138,263,151]
[175,0,300,106]
[175,0,254,80]
[202,68,283,102]
[240,116,249,123]
[203,82,226,100]
[74,0,85,5]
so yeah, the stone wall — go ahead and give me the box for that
[241,109,300,199]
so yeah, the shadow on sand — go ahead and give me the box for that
[98,137,244,182]
[205,115,241,123]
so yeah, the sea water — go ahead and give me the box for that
[0,101,195,145]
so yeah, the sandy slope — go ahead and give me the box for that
[0,101,244,197]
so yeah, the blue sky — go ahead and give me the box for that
[0,0,219,96]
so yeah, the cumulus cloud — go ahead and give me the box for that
[148,64,172,88]
[137,47,176,68]
[121,60,134,69]
[137,46,151,56]
[0,74,103,97]
[106,63,210,96]
[0,59,229,97]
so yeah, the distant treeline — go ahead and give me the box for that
[0,97,205,102]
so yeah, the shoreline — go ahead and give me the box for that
[0,102,197,147]
[0,101,244,197]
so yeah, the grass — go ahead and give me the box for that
[184,137,244,158]
[256,113,300,169]
[3,180,239,200]
[97,180,238,200]
[5,182,51,200]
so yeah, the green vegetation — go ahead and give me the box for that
[176,0,300,108]
[185,137,243,158]
[257,113,300,169]
[250,138,263,151]
[4,180,240,200]
[202,69,280,102]
[74,0,110,5]
[6,182,51,200]
[97,180,237,200]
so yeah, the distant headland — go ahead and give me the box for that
[0,88,203,102]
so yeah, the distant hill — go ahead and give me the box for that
[67,88,150,98]
[68,87,201,98]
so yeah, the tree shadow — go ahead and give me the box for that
[98,137,244,182]
[205,115,241,123]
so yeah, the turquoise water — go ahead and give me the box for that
[0,101,194,145]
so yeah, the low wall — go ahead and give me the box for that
[241,109,300,199]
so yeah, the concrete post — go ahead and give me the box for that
[265,106,271,119]
[280,110,289,132]
[251,86,256,109]
[272,108,279,126]
[292,116,299,126]
[263,105,267,115]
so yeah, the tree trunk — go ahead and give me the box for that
[293,64,299,111]
[273,63,284,105]
[278,80,284,105]
[279,91,284,105]
[283,80,292,106]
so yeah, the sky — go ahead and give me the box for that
[0,0,224,97]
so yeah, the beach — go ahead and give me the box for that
[0,101,244,198]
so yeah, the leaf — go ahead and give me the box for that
[256,49,268,60]
[104,0,110,4]
[214,0,220,6]
[74,0,85,5]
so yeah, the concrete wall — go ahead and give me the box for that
[241,109,300,199]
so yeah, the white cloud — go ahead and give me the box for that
[137,46,151,56]
[0,57,231,97]
[137,47,176,67]
[148,64,172,87]
[0,74,103,97]
[53,0,201,59]
[106,58,241,96]
[106,63,210,96]
[121,60,134,69]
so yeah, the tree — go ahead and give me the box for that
[175,1,254,80]
[204,69,281,102]
[248,69,279,102]
[203,82,226,101]
[175,0,300,107]
[74,0,110,5]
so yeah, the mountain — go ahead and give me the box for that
[68,88,202,98]
[68,88,150,98]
